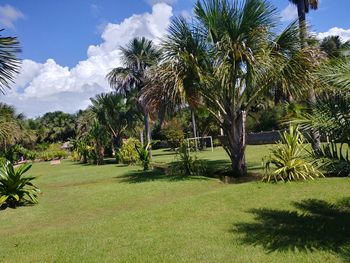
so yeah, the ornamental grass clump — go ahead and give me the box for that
[263,126,324,182]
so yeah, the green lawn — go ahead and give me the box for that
[1,146,349,262]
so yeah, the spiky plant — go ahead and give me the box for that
[263,126,323,182]
[0,161,40,207]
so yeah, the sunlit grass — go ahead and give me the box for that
[0,146,349,262]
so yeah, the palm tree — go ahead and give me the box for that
[288,0,319,41]
[288,0,321,152]
[90,92,139,155]
[107,38,160,156]
[0,29,21,94]
[158,0,319,177]
[143,17,206,141]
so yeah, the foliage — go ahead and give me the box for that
[313,142,350,177]
[263,126,323,182]
[0,161,40,207]
[35,111,76,143]
[171,143,205,176]
[0,144,36,163]
[90,92,140,150]
[35,143,68,161]
[162,118,185,149]
[135,142,154,171]
[0,29,21,94]
[116,138,141,165]
[144,0,322,177]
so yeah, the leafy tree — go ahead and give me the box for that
[90,92,139,154]
[154,0,319,177]
[36,111,76,142]
[107,38,160,156]
[0,29,21,94]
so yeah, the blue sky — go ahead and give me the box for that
[1,0,350,117]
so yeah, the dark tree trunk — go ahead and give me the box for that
[223,111,247,178]
[297,0,307,43]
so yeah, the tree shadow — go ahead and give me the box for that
[118,169,211,184]
[234,198,350,261]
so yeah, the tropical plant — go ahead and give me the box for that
[154,0,319,177]
[0,161,40,207]
[135,141,157,171]
[0,29,21,94]
[162,118,185,149]
[171,143,205,176]
[263,126,323,182]
[288,0,321,152]
[116,138,141,165]
[107,37,160,156]
[36,111,76,143]
[292,53,350,176]
[90,92,140,154]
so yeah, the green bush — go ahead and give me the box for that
[263,126,324,182]
[162,119,185,149]
[171,143,206,176]
[0,161,40,207]
[39,150,68,161]
[116,138,140,165]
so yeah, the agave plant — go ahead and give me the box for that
[0,161,40,207]
[263,126,323,182]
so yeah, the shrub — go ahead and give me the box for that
[263,126,324,182]
[135,144,151,171]
[171,143,206,176]
[162,119,185,149]
[0,161,40,207]
[116,138,140,165]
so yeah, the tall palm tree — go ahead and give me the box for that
[107,37,160,156]
[143,17,206,139]
[289,0,319,40]
[0,29,21,94]
[155,0,319,177]
[289,0,321,152]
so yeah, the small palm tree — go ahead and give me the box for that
[107,38,160,156]
[0,29,21,94]
[90,92,140,154]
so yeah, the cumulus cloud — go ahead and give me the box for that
[0,4,24,29]
[2,3,173,118]
[280,3,297,22]
[317,27,350,42]
[146,0,177,6]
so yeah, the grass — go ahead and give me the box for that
[0,146,349,262]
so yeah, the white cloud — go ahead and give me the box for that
[317,27,350,42]
[1,3,173,118]
[0,4,24,29]
[146,0,177,6]
[280,3,297,22]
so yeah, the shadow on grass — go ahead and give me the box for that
[118,169,211,184]
[234,198,350,261]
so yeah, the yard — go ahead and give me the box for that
[1,146,349,262]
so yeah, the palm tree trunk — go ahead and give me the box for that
[296,0,321,153]
[224,111,247,178]
[144,111,152,158]
[191,109,198,150]
[297,0,307,44]
[191,109,197,138]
